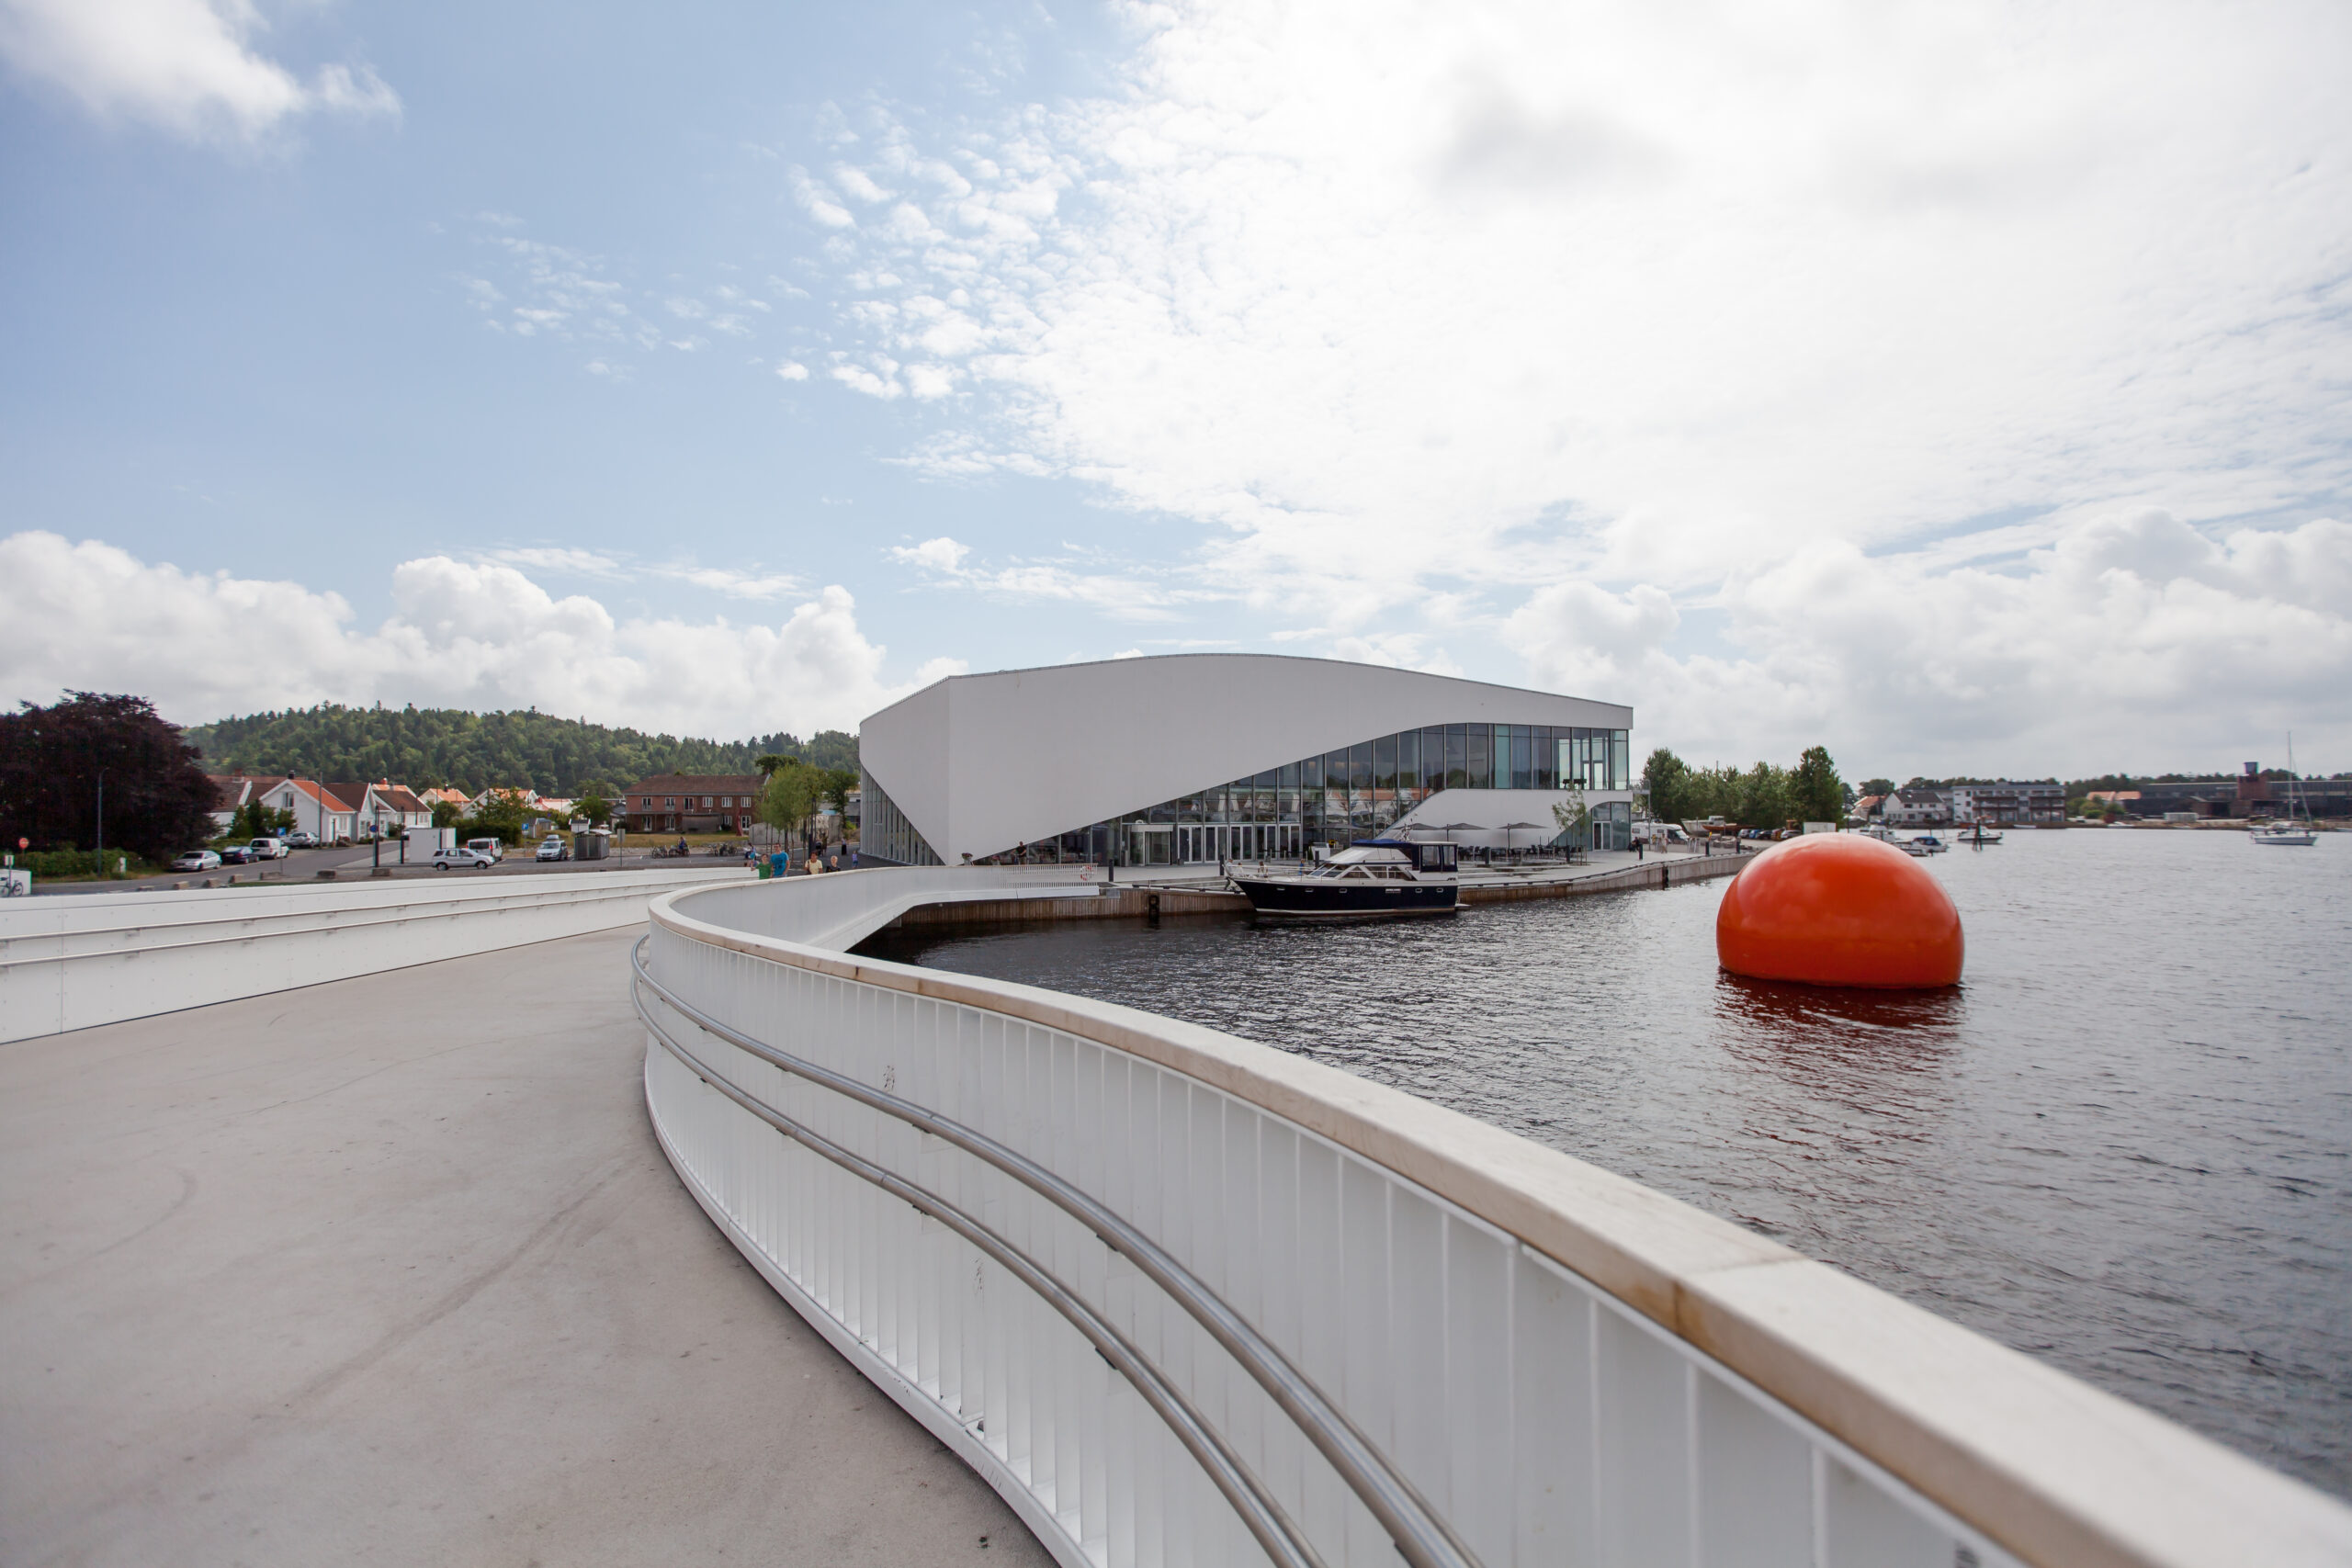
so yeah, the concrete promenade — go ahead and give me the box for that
[0,926,1048,1567]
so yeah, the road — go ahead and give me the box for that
[22,839,759,894]
[0,925,1049,1566]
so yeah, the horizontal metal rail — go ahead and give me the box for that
[631,937,1480,1568]
[635,985,1324,1568]
[0,882,697,972]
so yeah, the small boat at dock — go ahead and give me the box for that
[1232,840,1459,919]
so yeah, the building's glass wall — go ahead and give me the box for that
[980,723,1632,864]
[858,770,943,865]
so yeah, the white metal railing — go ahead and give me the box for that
[0,865,751,1042]
[640,868,2352,1568]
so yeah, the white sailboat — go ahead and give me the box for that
[2250,735,2317,847]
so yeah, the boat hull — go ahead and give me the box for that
[1232,877,1459,918]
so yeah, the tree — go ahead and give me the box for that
[1642,748,1691,823]
[181,705,858,798]
[755,753,788,781]
[225,799,294,842]
[822,767,858,820]
[430,798,464,829]
[1857,777,1895,800]
[0,692,217,863]
[1550,780,1589,848]
[1791,745,1845,825]
[572,793,612,828]
[757,761,822,841]
[1735,761,1792,829]
[461,788,533,844]
[804,729,860,773]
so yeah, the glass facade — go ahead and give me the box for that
[864,724,1633,866]
[859,772,943,865]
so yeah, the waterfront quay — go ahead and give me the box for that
[876,847,1748,932]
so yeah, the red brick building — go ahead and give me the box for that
[619,774,763,834]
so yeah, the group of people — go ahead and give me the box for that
[741,838,858,875]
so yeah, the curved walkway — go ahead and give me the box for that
[0,926,1048,1567]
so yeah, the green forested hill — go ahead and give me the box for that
[184,705,858,795]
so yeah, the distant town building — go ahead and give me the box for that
[2127,767,2351,820]
[619,774,763,835]
[1948,782,2065,826]
[1854,793,1888,818]
[338,783,433,837]
[1883,788,1951,827]
[260,779,361,843]
[206,774,286,835]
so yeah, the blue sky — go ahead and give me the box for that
[3,1,2348,776]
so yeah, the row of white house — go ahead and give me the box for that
[209,777,434,843]
[209,778,579,843]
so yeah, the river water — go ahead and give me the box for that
[860,829,2352,1500]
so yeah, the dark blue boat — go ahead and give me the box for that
[1231,840,1459,919]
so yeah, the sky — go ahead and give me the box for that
[2,0,2347,780]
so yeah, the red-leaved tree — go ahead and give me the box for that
[0,693,218,863]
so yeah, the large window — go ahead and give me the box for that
[969,716,1632,863]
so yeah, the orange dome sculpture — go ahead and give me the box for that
[1716,834,1963,987]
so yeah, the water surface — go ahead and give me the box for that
[862,830,2352,1498]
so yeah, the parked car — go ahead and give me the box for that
[218,845,256,864]
[535,837,569,862]
[465,837,504,863]
[432,847,496,871]
[282,830,319,849]
[172,849,222,872]
[249,838,288,860]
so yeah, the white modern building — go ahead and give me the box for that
[857,653,1634,867]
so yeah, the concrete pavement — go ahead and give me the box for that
[0,926,1049,1567]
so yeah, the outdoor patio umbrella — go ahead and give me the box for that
[1435,822,1481,843]
[1499,821,1548,852]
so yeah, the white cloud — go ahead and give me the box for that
[831,363,901,400]
[790,168,855,230]
[483,546,628,579]
[788,0,2352,767]
[890,536,970,572]
[1500,512,2352,774]
[0,0,400,141]
[0,533,942,737]
[658,565,803,602]
[775,360,810,380]
[887,535,1212,622]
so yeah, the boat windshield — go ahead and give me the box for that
[1324,847,1411,867]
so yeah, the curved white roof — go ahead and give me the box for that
[859,652,1631,864]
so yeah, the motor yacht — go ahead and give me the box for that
[1231,840,1459,919]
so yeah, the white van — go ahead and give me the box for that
[465,837,504,863]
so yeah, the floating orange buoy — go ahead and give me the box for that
[1716,834,1962,988]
